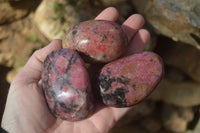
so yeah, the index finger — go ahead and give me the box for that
[95,7,119,21]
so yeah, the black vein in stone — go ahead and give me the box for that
[102,87,129,107]
[99,73,116,92]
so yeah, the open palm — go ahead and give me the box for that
[1,7,150,133]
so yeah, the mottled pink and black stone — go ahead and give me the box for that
[41,49,93,121]
[99,52,164,107]
[63,20,128,63]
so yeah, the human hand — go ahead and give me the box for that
[1,7,150,133]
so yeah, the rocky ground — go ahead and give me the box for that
[0,0,200,133]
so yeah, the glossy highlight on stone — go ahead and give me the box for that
[41,48,93,121]
[99,51,164,107]
[63,20,128,63]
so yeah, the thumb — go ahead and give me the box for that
[13,39,62,85]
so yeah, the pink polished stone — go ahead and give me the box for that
[41,49,93,121]
[63,20,128,63]
[99,51,164,107]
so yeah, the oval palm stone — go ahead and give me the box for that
[63,20,128,63]
[99,51,164,107]
[41,49,93,121]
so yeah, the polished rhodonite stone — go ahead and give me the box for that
[99,51,164,107]
[41,49,93,121]
[63,20,128,63]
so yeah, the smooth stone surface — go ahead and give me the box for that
[99,51,164,107]
[41,49,93,121]
[63,20,128,63]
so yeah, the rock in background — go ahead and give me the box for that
[132,0,200,49]
[33,0,105,40]
[0,0,200,133]
[0,0,48,123]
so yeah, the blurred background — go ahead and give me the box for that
[0,0,200,133]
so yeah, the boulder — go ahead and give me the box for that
[161,104,194,133]
[132,0,200,49]
[149,79,200,107]
[33,0,79,40]
[164,66,187,82]
[33,0,103,40]
[0,16,47,83]
[156,37,200,82]
[0,2,30,24]
[165,43,200,82]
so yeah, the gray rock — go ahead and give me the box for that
[132,0,200,49]
[149,79,200,107]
